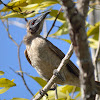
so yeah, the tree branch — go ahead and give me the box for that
[45,7,62,38]
[17,41,34,96]
[59,0,96,99]
[1,19,34,96]
[33,44,73,100]
[94,25,100,81]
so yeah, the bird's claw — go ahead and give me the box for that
[39,89,48,96]
[53,69,64,81]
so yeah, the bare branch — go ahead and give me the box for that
[1,19,18,46]
[34,44,73,100]
[45,7,62,38]
[59,0,96,99]
[94,25,100,81]
[55,84,58,99]
[1,18,34,96]
[77,0,90,18]
[17,41,34,96]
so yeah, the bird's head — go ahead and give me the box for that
[26,11,50,35]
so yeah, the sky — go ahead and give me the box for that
[0,1,77,100]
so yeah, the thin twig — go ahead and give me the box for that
[0,0,35,22]
[71,86,76,98]
[17,41,34,96]
[0,0,20,12]
[17,41,23,75]
[34,44,73,100]
[1,19,18,46]
[1,18,34,96]
[45,7,62,38]
[10,67,22,77]
[55,83,58,99]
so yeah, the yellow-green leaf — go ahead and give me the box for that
[11,98,28,100]
[0,78,16,87]
[87,22,100,37]
[50,22,68,36]
[49,10,65,21]
[26,0,45,4]
[87,8,94,15]
[88,38,98,49]
[0,87,10,94]
[41,90,67,100]
[61,39,71,44]
[0,71,4,76]
[40,1,58,8]
[0,11,36,19]
[27,75,47,87]
[75,92,81,99]
[60,85,80,94]
[0,0,27,12]
[20,4,40,12]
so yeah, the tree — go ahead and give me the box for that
[0,0,100,100]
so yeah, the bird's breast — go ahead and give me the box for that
[26,37,60,81]
[26,37,79,86]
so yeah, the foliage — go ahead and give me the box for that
[0,71,16,94]
[0,0,99,99]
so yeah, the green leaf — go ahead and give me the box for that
[88,38,98,49]
[27,0,58,4]
[60,85,80,94]
[61,39,71,44]
[0,78,16,87]
[49,10,65,21]
[0,71,4,76]
[66,91,71,100]
[0,87,10,94]
[41,90,68,100]
[47,17,65,23]
[50,22,68,36]
[87,22,100,37]
[27,75,47,87]
[0,0,27,12]
[11,98,28,100]
[87,8,94,15]
[20,4,40,12]
[35,85,75,100]
[26,0,45,4]
[75,92,81,99]
[0,11,36,19]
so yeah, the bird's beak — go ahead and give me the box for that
[37,11,50,23]
[28,11,50,34]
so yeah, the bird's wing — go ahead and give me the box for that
[45,39,79,77]
[24,49,32,65]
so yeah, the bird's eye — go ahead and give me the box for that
[31,20,36,25]
[32,22,34,25]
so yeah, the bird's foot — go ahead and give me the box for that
[53,69,64,81]
[39,89,48,96]
[49,83,57,90]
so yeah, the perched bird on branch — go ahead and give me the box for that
[23,11,100,94]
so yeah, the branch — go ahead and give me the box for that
[0,0,35,22]
[45,7,62,38]
[1,19,34,96]
[94,25,100,81]
[59,0,96,99]
[34,44,73,100]
[17,41,34,96]
[1,19,18,46]
[77,0,90,18]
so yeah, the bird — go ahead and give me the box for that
[23,11,100,94]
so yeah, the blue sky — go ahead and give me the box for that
[0,2,77,100]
